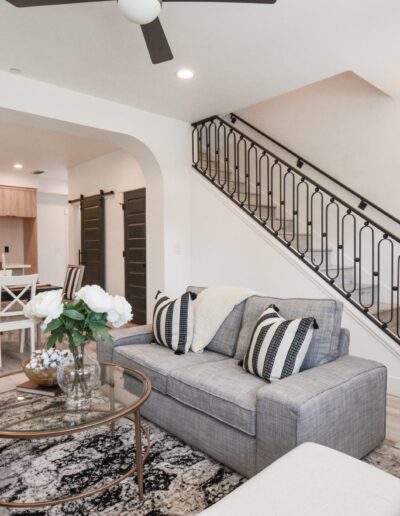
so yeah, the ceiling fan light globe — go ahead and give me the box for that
[118,0,161,25]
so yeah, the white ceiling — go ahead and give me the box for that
[0,0,399,121]
[0,119,118,178]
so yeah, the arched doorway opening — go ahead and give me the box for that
[0,107,165,322]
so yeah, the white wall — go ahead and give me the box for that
[236,71,400,233]
[0,217,24,263]
[68,149,145,296]
[0,170,67,195]
[0,171,68,285]
[37,192,68,285]
[190,171,400,395]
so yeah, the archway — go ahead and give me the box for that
[0,106,165,321]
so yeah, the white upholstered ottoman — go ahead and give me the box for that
[200,443,400,516]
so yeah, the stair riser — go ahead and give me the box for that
[233,190,272,206]
[243,204,277,218]
[249,208,296,229]
[328,268,354,285]
[304,250,333,267]
[349,287,375,302]
[276,233,311,251]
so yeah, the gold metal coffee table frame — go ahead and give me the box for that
[0,363,152,508]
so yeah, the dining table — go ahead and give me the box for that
[2,283,62,302]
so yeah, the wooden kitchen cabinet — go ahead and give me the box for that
[0,185,37,217]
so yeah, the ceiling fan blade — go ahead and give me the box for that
[164,0,276,2]
[141,18,173,65]
[5,0,110,7]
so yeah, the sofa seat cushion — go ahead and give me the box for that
[113,343,227,394]
[167,359,267,436]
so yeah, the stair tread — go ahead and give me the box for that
[370,302,395,315]
[344,283,375,291]
[326,264,354,271]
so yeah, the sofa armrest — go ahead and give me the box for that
[255,355,387,474]
[110,324,154,346]
[97,324,154,363]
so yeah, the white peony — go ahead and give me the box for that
[107,295,133,328]
[75,285,112,314]
[24,289,64,328]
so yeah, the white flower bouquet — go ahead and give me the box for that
[24,285,133,401]
[24,284,133,349]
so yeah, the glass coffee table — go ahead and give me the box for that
[0,363,152,509]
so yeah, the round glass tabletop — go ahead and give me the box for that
[0,363,151,438]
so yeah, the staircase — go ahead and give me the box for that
[191,114,400,345]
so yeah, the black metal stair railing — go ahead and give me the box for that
[191,115,400,346]
[230,112,400,227]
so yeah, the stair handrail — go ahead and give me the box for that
[192,115,400,246]
[230,112,400,228]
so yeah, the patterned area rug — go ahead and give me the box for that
[0,388,399,516]
[0,391,244,516]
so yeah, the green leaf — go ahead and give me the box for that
[46,334,58,348]
[46,319,63,332]
[63,309,85,321]
[72,333,86,345]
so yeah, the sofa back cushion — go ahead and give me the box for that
[186,286,245,357]
[236,296,343,370]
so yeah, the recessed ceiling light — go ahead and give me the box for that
[9,67,22,75]
[177,69,194,80]
[13,163,23,169]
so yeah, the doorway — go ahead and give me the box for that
[80,194,105,288]
[124,188,147,324]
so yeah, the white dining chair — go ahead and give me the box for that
[0,274,39,368]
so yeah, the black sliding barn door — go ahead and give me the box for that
[124,188,147,324]
[79,195,105,288]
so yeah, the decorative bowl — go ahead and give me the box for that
[22,358,58,387]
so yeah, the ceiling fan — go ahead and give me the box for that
[6,0,277,65]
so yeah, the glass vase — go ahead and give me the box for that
[57,342,100,409]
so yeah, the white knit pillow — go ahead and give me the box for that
[191,286,255,353]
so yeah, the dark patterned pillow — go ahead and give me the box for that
[243,305,316,382]
[153,291,196,354]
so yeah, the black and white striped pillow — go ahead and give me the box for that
[243,305,316,382]
[153,291,196,355]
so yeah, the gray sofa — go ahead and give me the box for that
[97,287,387,478]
